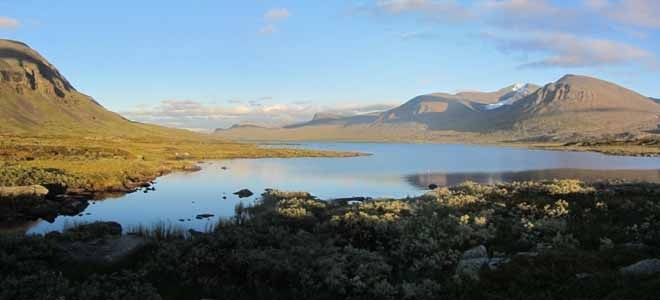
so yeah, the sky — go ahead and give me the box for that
[1,0,659,131]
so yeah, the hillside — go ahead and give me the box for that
[0,39,201,139]
[217,76,660,142]
[498,75,660,137]
[651,97,660,104]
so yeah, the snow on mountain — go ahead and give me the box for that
[484,83,531,110]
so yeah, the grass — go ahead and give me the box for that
[0,133,364,192]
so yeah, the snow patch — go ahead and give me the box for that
[484,83,530,110]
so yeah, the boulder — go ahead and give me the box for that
[66,235,147,265]
[456,258,489,280]
[428,184,439,190]
[0,185,49,198]
[234,189,254,198]
[462,245,488,260]
[64,221,122,240]
[620,259,660,277]
[456,245,490,280]
[487,257,511,271]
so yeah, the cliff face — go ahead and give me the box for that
[0,40,77,99]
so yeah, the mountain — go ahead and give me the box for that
[215,124,266,132]
[216,75,660,142]
[284,111,381,129]
[0,39,193,138]
[651,97,660,104]
[373,83,538,131]
[497,75,660,136]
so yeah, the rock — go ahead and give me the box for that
[456,245,490,280]
[515,251,539,257]
[221,166,228,170]
[333,196,372,202]
[196,213,215,219]
[620,259,660,277]
[233,189,254,198]
[462,245,488,260]
[622,242,648,250]
[428,184,439,190]
[456,258,489,280]
[65,221,123,239]
[487,257,511,271]
[0,185,49,198]
[42,183,67,200]
[222,196,227,200]
[66,235,147,265]
[183,165,202,172]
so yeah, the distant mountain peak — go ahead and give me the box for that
[312,112,343,121]
[483,83,536,110]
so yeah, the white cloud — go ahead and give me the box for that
[121,99,395,130]
[0,17,19,28]
[585,0,660,28]
[369,0,657,71]
[265,8,291,22]
[259,8,291,35]
[259,24,276,35]
[376,0,473,21]
[487,31,656,69]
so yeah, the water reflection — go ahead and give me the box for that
[406,169,660,189]
[7,142,660,234]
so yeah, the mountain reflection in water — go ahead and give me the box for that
[406,169,660,189]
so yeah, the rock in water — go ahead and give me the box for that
[233,189,254,198]
[620,259,660,277]
[196,213,215,219]
[428,184,439,190]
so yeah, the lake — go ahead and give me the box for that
[22,143,660,234]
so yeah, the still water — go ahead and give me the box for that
[25,143,660,234]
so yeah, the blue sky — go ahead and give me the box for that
[1,0,659,130]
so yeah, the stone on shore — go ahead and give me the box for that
[0,185,49,198]
[620,259,660,277]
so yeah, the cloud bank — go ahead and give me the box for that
[121,99,396,131]
[370,0,659,70]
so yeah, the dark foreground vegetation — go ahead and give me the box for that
[2,180,660,300]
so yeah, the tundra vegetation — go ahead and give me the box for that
[2,180,660,299]
[0,134,362,192]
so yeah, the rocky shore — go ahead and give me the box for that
[0,163,203,223]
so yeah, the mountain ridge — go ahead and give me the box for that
[217,75,660,141]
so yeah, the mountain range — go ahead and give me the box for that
[1,39,658,143]
[217,75,660,142]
